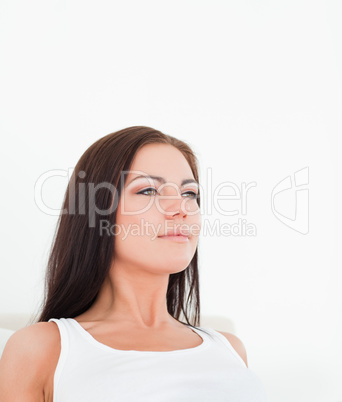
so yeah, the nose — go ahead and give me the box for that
[164,196,188,220]
[157,189,189,219]
[165,208,188,220]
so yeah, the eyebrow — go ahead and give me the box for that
[127,174,199,188]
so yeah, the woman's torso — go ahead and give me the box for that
[43,317,268,402]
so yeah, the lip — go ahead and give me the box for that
[158,235,189,243]
[160,228,191,237]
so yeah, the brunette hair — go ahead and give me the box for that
[31,126,208,334]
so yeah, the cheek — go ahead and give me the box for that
[116,193,154,222]
[187,205,202,232]
[114,208,161,242]
[118,192,155,216]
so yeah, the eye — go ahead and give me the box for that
[183,191,198,199]
[138,187,158,196]
[137,188,198,199]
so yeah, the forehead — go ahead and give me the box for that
[127,144,194,181]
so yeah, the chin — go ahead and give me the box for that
[160,259,191,274]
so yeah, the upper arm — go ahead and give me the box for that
[0,322,59,402]
[216,331,248,367]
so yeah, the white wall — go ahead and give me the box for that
[0,1,341,401]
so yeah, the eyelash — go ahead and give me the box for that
[137,187,198,199]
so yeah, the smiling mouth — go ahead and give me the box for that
[158,235,189,242]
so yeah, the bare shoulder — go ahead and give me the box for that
[0,322,60,401]
[215,330,248,367]
[2,321,61,361]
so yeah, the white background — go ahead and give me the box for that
[0,1,341,401]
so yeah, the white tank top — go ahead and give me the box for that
[48,318,268,402]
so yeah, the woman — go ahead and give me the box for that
[0,126,268,401]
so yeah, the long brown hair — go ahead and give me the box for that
[31,126,206,333]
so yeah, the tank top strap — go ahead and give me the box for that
[199,326,247,367]
[48,318,71,394]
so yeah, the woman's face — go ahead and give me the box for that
[112,143,201,275]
